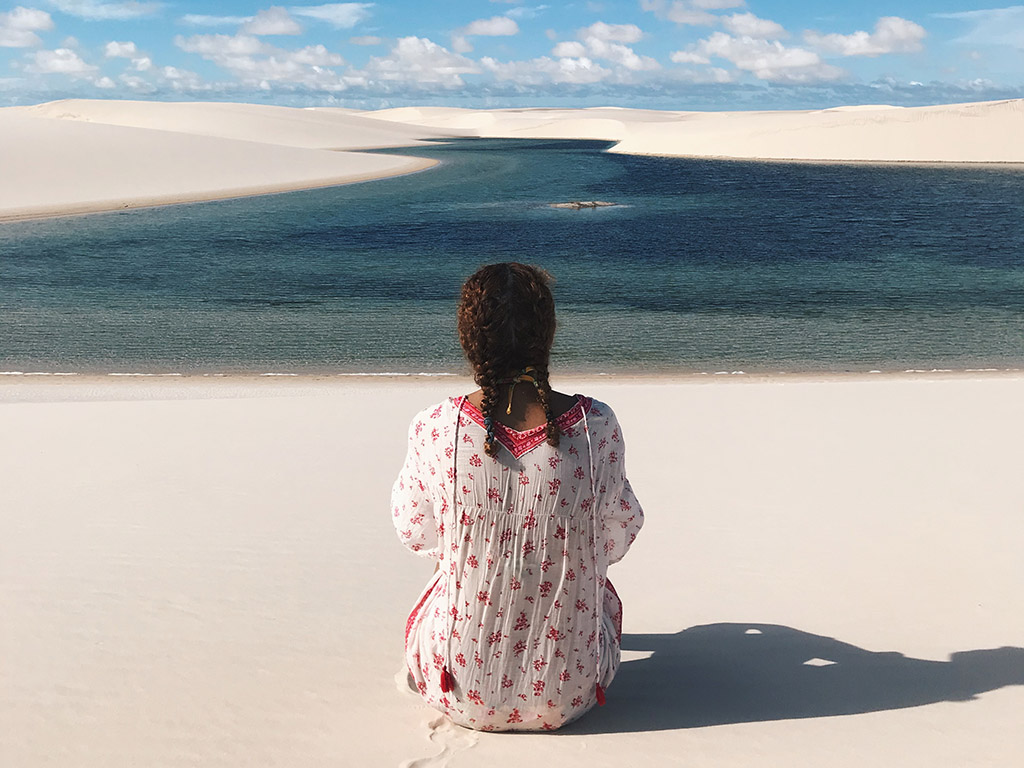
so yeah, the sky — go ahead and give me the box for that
[1,1,1023,109]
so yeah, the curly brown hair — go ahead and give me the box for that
[457,263,558,457]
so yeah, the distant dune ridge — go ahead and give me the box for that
[0,98,1022,220]
[365,99,1024,163]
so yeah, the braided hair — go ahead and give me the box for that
[457,263,559,457]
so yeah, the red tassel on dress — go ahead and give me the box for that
[440,666,455,693]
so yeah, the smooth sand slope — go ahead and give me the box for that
[0,100,449,221]
[367,99,1024,163]
[2,374,1022,767]
[18,99,457,150]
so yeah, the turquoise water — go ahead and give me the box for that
[1,138,1023,374]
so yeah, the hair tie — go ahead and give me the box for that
[503,365,540,415]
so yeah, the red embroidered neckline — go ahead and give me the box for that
[453,394,592,459]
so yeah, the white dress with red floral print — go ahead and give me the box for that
[392,395,643,732]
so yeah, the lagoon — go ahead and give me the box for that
[2,138,1023,375]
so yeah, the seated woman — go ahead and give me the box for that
[391,262,643,732]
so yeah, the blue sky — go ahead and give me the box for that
[1,1,1022,108]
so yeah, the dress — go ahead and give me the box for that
[391,394,643,731]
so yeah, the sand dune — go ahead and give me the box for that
[610,100,1024,162]
[18,99,454,150]
[2,373,1022,766]
[367,99,1024,163]
[0,101,447,221]
[367,105,683,141]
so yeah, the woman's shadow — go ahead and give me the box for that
[564,623,1024,733]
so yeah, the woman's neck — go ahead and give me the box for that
[465,386,577,432]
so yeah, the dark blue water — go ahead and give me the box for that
[2,138,1023,374]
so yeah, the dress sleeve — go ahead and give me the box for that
[592,404,644,566]
[391,412,440,559]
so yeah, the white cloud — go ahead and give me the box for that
[25,46,97,74]
[288,44,343,65]
[290,3,372,29]
[666,7,716,26]
[361,36,480,87]
[242,7,302,35]
[668,63,735,83]
[462,15,519,37]
[452,15,519,53]
[933,6,1024,48]
[721,12,786,39]
[175,32,349,90]
[581,21,643,43]
[640,0,743,26]
[94,74,115,87]
[103,39,136,57]
[480,54,610,85]
[179,14,252,26]
[676,31,843,83]
[490,19,659,87]
[586,39,659,70]
[47,1,162,21]
[0,6,54,48]
[670,49,710,64]
[691,0,744,8]
[550,20,658,71]
[176,33,272,58]
[505,5,547,20]
[349,34,381,45]
[104,39,153,70]
[805,16,926,57]
[161,64,206,91]
[119,72,154,91]
[552,40,586,57]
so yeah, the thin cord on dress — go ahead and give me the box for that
[439,397,466,695]
[581,403,605,706]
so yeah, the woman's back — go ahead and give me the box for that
[394,395,642,730]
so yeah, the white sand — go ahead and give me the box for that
[3,98,1022,222]
[3,374,1022,767]
[367,99,1024,163]
[0,100,448,221]
[18,99,457,150]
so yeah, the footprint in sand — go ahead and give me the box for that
[400,715,478,768]
[395,665,477,768]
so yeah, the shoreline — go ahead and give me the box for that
[0,366,1019,380]
[604,151,1024,169]
[2,367,1021,381]
[3,368,1023,404]
[0,155,439,225]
